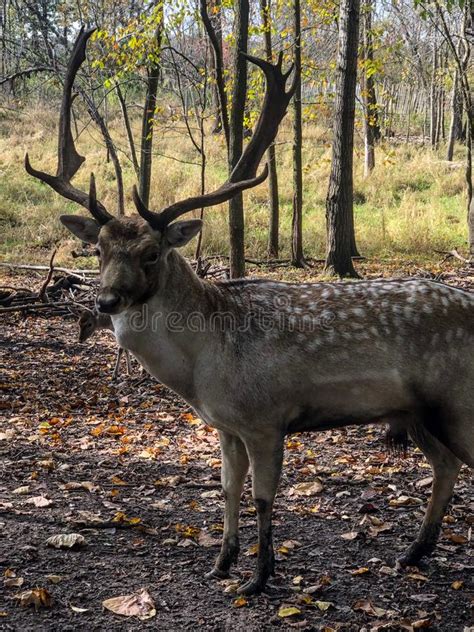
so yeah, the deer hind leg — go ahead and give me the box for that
[237,435,284,596]
[124,350,132,375]
[206,431,249,580]
[112,348,123,380]
[398,422,462,566]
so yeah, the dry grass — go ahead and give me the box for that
[0,104,468,267]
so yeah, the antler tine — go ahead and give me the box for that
[24,26,112,225]
[132,185,162,226]
[152,166,269,230]
[140,53,294,231]
[89,173,112,225]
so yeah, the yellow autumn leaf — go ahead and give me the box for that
[351,567,370,576]
[314,601,333,611]
[232,596,248,608]
[278,606,302,618]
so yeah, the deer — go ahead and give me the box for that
[26,28,473,596]
[77,308,132,379]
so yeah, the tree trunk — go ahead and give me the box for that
[260,0,280,259]
[430,45,438,149]
[447,66,462,161]
[80,90,125,216]
[139,23,162,207]
[324,0,361,278]
[361,0,379,177]
[209,0,224,135]
[291,0,305,267]
[200,0,230,147]
[228,0,249,278]
[116,82,139,177]
[405,85,412,143]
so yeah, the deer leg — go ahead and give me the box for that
[112,348,123,380]
[398,423,462,566]
[206,431,249,580]
[237,436,284,596]
[125,350,132,375]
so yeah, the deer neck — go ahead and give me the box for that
[111,249,214,400]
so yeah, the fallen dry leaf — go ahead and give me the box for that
[341,531,359,541]
[451,580,464,590]
[112,512,141,526]
[232,596,248,608]
[4,577,24,588]
[62,481,97,492]
[407,572,429,582]
[12,486,30,495]
[289,480,323,496]
[0,429,15,441]
[389,495,422,507]
[278,606,302,618]
[314,601,333,611]
[14,588,51,609]
[351,567,370,576]
[197,531,221,547]
[70,604,89,613]
[447,533,468,544]
[46,575,63,584]
[36,459,55,470]
[415,476,433,489]
[412,618,431,629]
[353,598,387,617]
[200,489,221,499]
[110,475,128,486]
[245,543,259,556]
[46,533,86,549]
[102,588,156,620]
[26,496,52,508]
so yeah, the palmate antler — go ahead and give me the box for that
[24,26,112,226]
[133,52,297,231]
[25,27,296,231]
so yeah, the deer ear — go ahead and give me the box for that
[60,215,100,244]
[165,219,202,248]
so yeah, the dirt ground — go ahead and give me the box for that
[0,268,473,631]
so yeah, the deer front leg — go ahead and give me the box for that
[237,435,284,596]
[206,431,249,579]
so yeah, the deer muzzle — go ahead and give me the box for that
[97,290,122,314]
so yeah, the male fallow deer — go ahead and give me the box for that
[26,28,473,596]
[78,308,132,379]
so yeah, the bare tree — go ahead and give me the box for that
[260,0,280,259]
[139,22,163,207]
[325,0,361,278]
[361,0,379,176]
[291,0,305,267]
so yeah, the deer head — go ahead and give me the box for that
[78,308,96,343]
[26,27,296,314]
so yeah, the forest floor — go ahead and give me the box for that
[0,266,473,631]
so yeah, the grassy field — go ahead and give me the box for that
[0,104,468,269]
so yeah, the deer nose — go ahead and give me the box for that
[97,291,121,313]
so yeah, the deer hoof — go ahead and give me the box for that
[205,568,230,580]
[396,550,424,568]
[236,578,265,596]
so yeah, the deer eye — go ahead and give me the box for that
[144,252,159,266]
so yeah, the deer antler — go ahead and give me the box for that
[24,27,112,226]
[133,51,297,231]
